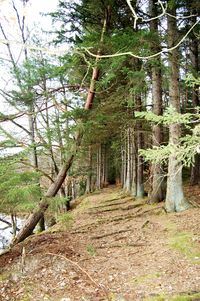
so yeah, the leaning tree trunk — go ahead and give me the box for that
[165,4,190,212]
[12,10,110,245]
[13,153,76,244]
[149,0,164,203]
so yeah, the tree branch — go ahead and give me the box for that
[82,19,199,60]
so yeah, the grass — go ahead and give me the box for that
[56,212,74,230]
[86,243,96,256]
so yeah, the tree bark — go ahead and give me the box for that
[86,145,92,193]
[96,144,102,189]
[189,12,200,185]
[121,134,127,188]
[136,96,144,198]
[165,4,190,212]
[125,128,132,192]
[131,129,137,196]
[149,0,164,203]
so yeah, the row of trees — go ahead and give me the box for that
[0,0,199,243]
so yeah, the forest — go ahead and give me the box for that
[0,0,200,300]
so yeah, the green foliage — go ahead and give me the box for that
[49,196,69,213]
[135,106,192,126]
[57,212,74,230]
[185,74,200,88]
[137,107,200,167]
[0,159,41,213]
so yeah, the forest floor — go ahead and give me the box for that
[0,185,200,301]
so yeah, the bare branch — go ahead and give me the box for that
[11,119,31,135]
[126,0,197,29]
[126,0,166,28]
[20,160,54,182]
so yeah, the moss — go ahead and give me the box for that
[0,272,9,281]
[86,244,96,256]
[132,272,161,284]
[145,292,200,301]
[169,232,200,261]
[75,198,90,213]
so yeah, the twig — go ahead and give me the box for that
[141,220,150,228]
[47,252,110,298]
[188,200,200,208]
[21,247,26,273]
[0,217,20,231]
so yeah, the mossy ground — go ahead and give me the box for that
[145,292,200,301]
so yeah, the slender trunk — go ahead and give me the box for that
[165,4,190,212]
[125,128,132,192]
[121,133,127,188]
[96,144,102,189]
[121,145,124,187]
[86,146,92,193]
[11,213,17,238]
[149,0,164,202]
[136,96,144,198]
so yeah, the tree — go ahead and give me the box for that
[149,0,164,203]
[164,1,190,212]
[13,1,112,244]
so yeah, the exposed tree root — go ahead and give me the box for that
[91,199,133,210]
[103,195,132,203]
[91,229,132,240]
[97,243,147,249]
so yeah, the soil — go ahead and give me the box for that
[0,186,200,301]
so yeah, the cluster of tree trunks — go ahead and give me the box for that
[12,0,199,245]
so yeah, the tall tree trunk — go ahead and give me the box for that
[165,4,190,212]
[189,12,200,185]
[131,129,137,196]
[12,9,111,244]
[149,0,164,203]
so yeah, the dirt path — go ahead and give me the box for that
[0,187,200,301]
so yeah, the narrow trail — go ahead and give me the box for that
[0,187,200,301]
